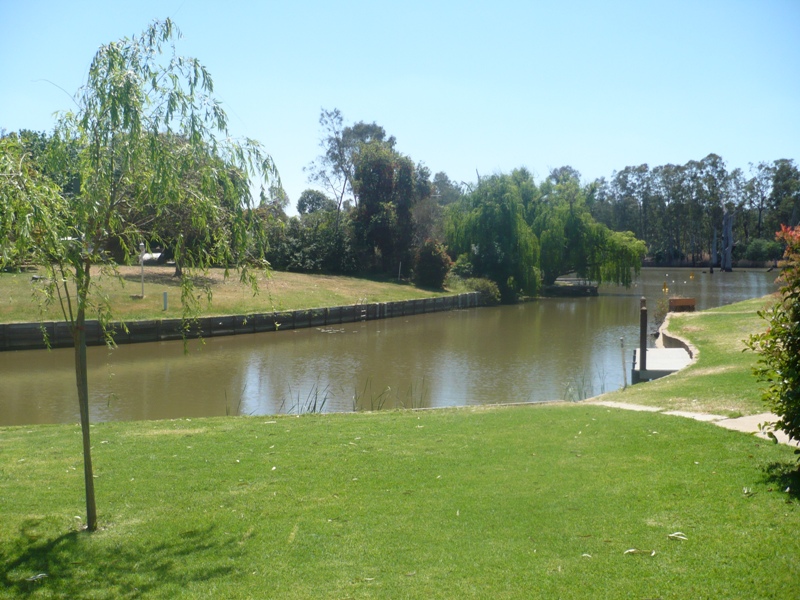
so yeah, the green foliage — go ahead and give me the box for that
[446,168,644,299]
[0,19,275,530]
[748,225,800,445]
[352,142,421,273]
[445,173,541,301]
[744,237,783,263]
[296,189,336,214]
[530,169,646,286]
[268,211,358,274]
[451,253,474,279]
[306,108,396,212]
[413,239,452,289]
[0,136,64,268]
[464,277,501,305]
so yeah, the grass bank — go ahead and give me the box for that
[0,267,456,324]
[599,296,778,417]
[1,405,798,599]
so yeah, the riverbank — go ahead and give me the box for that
[1,295,798,598]
[0,267,460,324]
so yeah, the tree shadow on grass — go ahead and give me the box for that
[120,272,215,289]
[761,460,800,501]
[1,518,240,598]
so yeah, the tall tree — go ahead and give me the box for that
[529,168,646,286]
[351,141,422,273]
[767,159,800,232]
[446,172,541,301]
[1,20,275,531]
[305,108,395,213]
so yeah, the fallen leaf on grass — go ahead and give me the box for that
[668,532,688,541]
[624,548,656,556]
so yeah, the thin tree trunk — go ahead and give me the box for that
[74,285,98,531]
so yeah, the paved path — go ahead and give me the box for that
[589,400,799,447]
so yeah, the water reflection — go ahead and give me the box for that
[0,268,778,425]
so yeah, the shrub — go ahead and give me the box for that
[745,238,783,263]
[451,253,474,279]
[747,225,800,446]
[465,277,501,305]
[413,240,452,289]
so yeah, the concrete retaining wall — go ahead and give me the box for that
[0,292,482,351]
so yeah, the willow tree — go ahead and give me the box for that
[2,20,276,531]
[530,170,646,286]
[445,173,541,301]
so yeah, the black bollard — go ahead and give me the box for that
[639,297,647,372]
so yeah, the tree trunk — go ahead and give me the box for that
[74,293,98,531]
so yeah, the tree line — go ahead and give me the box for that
[6,111,798,301]
[589,155,800,266]
[248,111,799,299]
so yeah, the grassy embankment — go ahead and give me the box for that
[599,295,779,418]
[1,276,798,598]
[0,266,458,324]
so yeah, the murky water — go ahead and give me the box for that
[0,268,778,426]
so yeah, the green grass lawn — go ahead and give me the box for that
[1,404,798,599]
[0,267,458,324]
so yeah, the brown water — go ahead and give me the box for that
[0,268,777,426]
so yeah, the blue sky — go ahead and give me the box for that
[2,0,798,212]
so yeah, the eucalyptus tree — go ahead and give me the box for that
[767,159,800,232]
[746,162,774,240]
[351,141,421,273]
[2,19,276,531]
[305,108,395,214]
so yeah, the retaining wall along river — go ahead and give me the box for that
[0,292,482,351]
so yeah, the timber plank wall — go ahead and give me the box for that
[0,292,482,351]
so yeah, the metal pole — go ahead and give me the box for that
[620,336,627,389]
[139,242,145,298]
[639,297,647,372]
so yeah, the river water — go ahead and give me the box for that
[0,268,778,426]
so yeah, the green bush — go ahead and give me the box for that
[451,253,474,279]
[745,238,783,263]
[465,277,501,305]
[413,239,452,289]
[748,225,800,447]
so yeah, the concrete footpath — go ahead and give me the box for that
[588,400,799,447]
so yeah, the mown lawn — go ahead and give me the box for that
[1,403,798,599]
[0,267,457,324]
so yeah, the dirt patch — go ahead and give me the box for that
[683,366,736,377]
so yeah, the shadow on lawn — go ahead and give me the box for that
[762,460,800,501]
[121,272,215,288]
[1,519,240,598]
